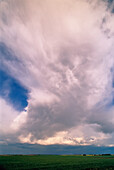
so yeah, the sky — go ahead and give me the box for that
[0,0,114,154]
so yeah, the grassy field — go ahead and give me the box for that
[0,155,114,170]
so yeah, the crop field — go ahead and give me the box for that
[0,155,114,170]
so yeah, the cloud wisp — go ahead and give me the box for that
[0,0,114,146]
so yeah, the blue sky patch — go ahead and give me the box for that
[0,69,28,111]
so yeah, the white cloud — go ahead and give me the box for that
[0,97,18,134]
[0,97,27,135]
[0,0,114,145]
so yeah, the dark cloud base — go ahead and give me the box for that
[0,143,114,155]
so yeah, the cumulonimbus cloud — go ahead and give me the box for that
[0,0,114,146]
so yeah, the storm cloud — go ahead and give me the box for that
[0,0,114,146]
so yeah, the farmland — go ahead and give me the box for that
[0,155,114,170]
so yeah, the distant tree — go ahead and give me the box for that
[83,154,86,156]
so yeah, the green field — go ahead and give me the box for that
[0,155,114,170]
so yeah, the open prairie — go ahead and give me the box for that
[0,155,114,170]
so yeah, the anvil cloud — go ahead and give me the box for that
[0,0,114,147]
